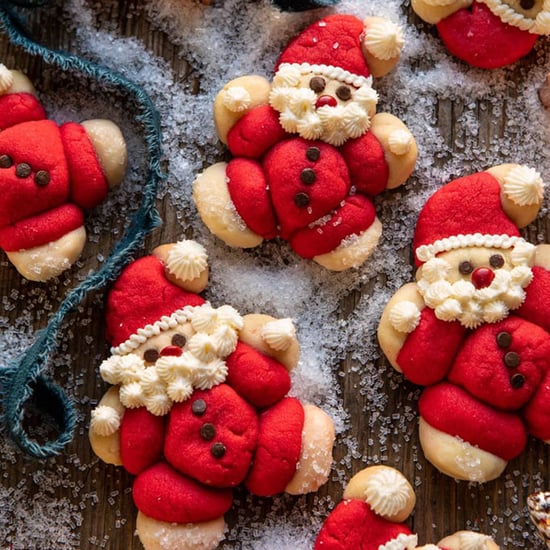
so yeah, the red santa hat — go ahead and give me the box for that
[413,168,543,266]
[274,14,403,89]
[105,255,205,355]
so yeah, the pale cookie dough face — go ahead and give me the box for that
[270,72,378,146]
[417,247,516,285]
[415,246,534,328]
[132,324,195,365]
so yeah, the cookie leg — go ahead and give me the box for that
[193,162,264,249]
[136,511,226,550]
[6,225,86,282]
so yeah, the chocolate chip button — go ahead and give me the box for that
[200,423,216,441]
[496,331,512,348]
[192,399,207,416]
[35,170,50,186]
[510,373,525,389]
[520,0,535,9]
[0,154,12,168]
[211,442,226,458]
[15,163,32,178]
[306,147,320,161]
[294,192,310,208]
[504,351,520,369]
[300,168,316,185]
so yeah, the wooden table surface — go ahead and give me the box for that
[1,1,549,549]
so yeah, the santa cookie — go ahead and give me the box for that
[378,164,550,482]
[193,14,417,271]
[411,0,550,68]
[0,64,127,281]
[89,239,335,550]
[315,465,499,549]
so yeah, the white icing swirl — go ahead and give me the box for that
[192,358,229,390]
[165,240,208,281]
[166,376,194,402]
[216,305,244,330]
[90,405,121,436]
[363,19,404,61]
[0,64,14,95]
[389,301,421,333]
[144,393,172,416]
[188,332,218,363]
[342,103,371,140]
[388,129,413,155]
[353,84,379,111]
[503,165,544,206]
[223,86,252,112]
[119,382,146,409]
[379,533,418,550]
[364,468,414,519]
[212,324,239,357]
[421,257,451,283]
[261,318,296,351]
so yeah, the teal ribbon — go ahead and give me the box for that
[0,2,164,458]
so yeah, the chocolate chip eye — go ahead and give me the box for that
[520,0,535,9]
[309,76,326,93]
[459,260,474,275]
[0,154,13,168]
[143,348,160,363]
[171,333,187,348]
[336,85,351,101]
[489,254,504,268]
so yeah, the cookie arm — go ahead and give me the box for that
[341,113,417,196]
[378,282,466,385]
[516,252,550,333]
[213,75,272,145]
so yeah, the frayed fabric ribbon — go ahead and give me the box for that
[0,2,164,458]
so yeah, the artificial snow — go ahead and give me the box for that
[1,0,550,547]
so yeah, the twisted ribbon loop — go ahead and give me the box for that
[0,3,164,458]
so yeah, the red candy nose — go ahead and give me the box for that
[160,345,183,357]
[471,267,495,289]
[316,95,337,109]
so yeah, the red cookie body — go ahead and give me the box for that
[436,1,538,69]
[0,120,70,231]
[314,499,414,550]
[164,384,260,488]
[263,138,351,239]
[449,316,550,411]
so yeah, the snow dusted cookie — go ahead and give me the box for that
[193,14,417,271]
[0,64,127,281]
[411,0,550,68]
[378,164,550,482]
[314,465,499,549]
[88,239,335,550]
